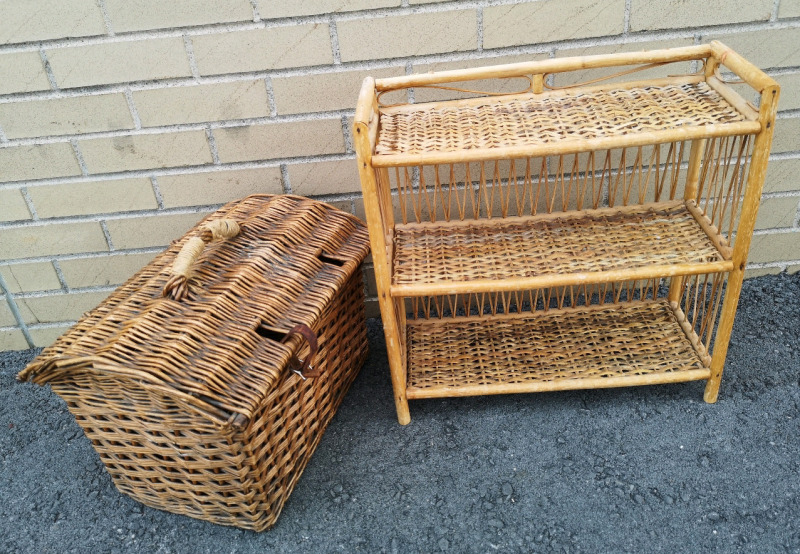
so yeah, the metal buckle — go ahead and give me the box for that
[292,362,312,381]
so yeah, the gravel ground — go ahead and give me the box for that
[1,273,799,553]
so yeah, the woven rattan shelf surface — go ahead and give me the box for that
[405,300,710,399]
[374,81,755,163]
[392,200,731,296]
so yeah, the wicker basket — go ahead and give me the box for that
[18,194,370,531]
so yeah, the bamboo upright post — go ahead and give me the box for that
[704,82,780,403]
[354,78,411,424]
[669,138,707,303]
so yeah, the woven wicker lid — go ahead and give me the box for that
[19,195,370,429]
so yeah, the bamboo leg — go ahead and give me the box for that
[354,80,411,424]
[357,156,410,423]
[704,84,779,402]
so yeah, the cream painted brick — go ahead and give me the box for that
[704,28,800,69]
[772,72,800,112]
[483,0,625,49]
[259,0,397,18]
[214,119,344,163]
[16,291,111,324]
[79,131,212,173]
[0,52,51,95]
[744,266,783,278]
[412,53,551,103]
[338,10,477,62]
[192,24,332,76]
[0,0,105,45]
[747,231,800,263]
[771,117,800,154]
[133,81,269,127]
[0,300,18,327]
[47,38,192,89]
[755,195,800,229]
[779,0,800,17]
[0,94,134,140]
[0,143,82,182]
[554,39,695,88]
[0,222,108,260]
[764,158,800,193]
[28,325,73,348]
[157,168,283,208]
[105,0,253,32]
[28,179,157,218]
[0,262,61,293]
[630,0,771,31]
[272,67,404,115]
[106,212,209,250]
[0,189,31,222]
[287,159,360,196]
[59,253,157,288]
[0,329,29,351]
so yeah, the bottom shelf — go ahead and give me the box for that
[405,300,710,399]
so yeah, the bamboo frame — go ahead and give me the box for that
[354,43,778,424]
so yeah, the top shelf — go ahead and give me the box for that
[372,78,761,167]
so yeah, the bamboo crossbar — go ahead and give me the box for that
[378,75,710,114]
[375,44,713,91]
[391,262,733,297]
[406,369,712,399]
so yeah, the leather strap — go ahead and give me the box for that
[280,324,320,379]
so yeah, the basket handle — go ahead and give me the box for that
[163,219,240,301]
[280,324,320,380]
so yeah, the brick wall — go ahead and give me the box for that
[0,0,798,351]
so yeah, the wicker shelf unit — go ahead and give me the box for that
[354,42,779,425]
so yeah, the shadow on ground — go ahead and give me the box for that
[1,273,799,553]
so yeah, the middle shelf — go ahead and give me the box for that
[391,199,733,297]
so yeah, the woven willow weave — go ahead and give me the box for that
[355,42,779,424]
[19,195,370,530]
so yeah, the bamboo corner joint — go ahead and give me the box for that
[353,42,779,425]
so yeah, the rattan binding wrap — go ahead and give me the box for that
[19,194,370,531]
